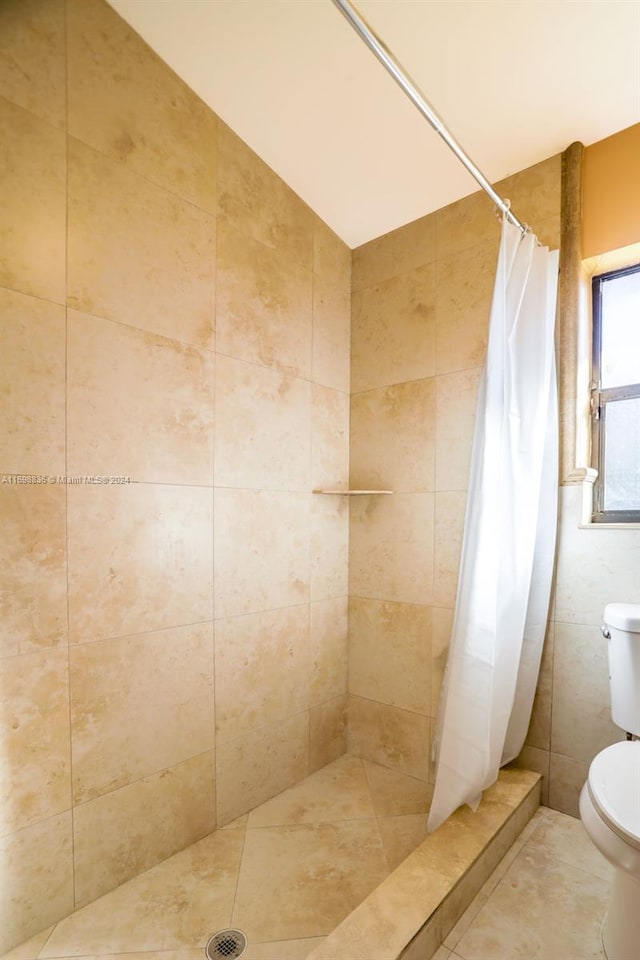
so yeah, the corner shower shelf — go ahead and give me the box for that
[312,489,393,495]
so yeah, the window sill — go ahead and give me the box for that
[579,522,640,530]
[567,467,640,528]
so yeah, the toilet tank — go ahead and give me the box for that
[604,603,640,737]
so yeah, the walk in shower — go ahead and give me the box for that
[1,1,562,958]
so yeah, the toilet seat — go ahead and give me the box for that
[587,741,640,851]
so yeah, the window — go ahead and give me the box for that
[591,263,640,522]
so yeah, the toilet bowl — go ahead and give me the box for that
[580,741,640,959]
[579,603,640,960]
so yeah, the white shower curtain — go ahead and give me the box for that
[427,217,559,834]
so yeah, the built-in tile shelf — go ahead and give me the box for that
[313,489,393,495]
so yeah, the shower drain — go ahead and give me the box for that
[205,929,248,960]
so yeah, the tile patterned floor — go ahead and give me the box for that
[4,755,433,960]
[4,761,614,960]
[437,806,613,960]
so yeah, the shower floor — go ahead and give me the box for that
[17,755,433,960]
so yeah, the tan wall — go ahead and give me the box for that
[0,0,349,949]
[348,150,640,818]
[583,123,640,258]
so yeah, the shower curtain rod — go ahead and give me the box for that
[331,0,527,235]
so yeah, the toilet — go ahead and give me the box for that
[579,603,640,960]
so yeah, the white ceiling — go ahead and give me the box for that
[108,0,640,248]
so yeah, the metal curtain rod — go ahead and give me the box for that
[331,0,527,234]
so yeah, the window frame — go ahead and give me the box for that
[591,262,640,523]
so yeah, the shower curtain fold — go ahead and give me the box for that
[427,218,559,834]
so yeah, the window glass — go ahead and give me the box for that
[600,270,640,388]
[592,263,640,522]
[603,397,640,512]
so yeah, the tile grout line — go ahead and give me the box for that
[228,817,249,934]
[307,248,314,772]
[62,0,78,921]
[212,122,219,831]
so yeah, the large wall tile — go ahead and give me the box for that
[435,367,482,491]
[214,489,309,618]
[348,599,431,716]
[216,712,308,825]
[548,752,588,819]
[310,695,347,773]
[431,606,454,719]
[218,124,312,267]
[347,695,430,782]
[70,623,215,803]
[349,493,434,605]
[67,483,213,642]
[67,311,214,485]
[554,484,640,626]
[496,155,561,233]
[350,379,435,493]
[310,598,348,707]
[312,385,349,490]
[73,752,215,908]
[215,355,310,491]
[526,622,555,751]
[67,138,215,348]
[310,494,349,602]
[312,283,351,394]
[551,621,622,763]
[312,219,350,393]
[352,214,436,292]
[0,649,71,834]
[433,491,467,607]
[0,485,67,658]
[215,606,309,745]
[0,812,73,954]
[0,289,65,475]
[0,0,66,128]
[67,0,217,212]
[216,223,312,378]
[436,242,496,375]
[0,97,66,303]
[313,217,351,295]
[511,746,550,806]
[351,263,436,393]
[436,190,499,261]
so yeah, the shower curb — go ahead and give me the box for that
[305,767,541,960]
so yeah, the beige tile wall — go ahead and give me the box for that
[347,151,637,820]
[348,189,486,784]
[0,0,349,949]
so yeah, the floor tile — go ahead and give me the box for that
[8,762,572,960]
[220,814,249,832]
[443,811,546,950]
[377,814,428,870]
[247,755,373,828]
[41,953,203,960]
[523,807,613,882]
[232,821,389,942]
[40,831,245,956]
[244,939,325,959]
[363,760,433,817]
[432,948,453,960]
[454,846,608,960]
